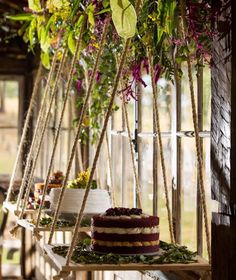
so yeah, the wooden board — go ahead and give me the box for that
[44,244,211,273]
[3,201,37,216]
[17,219,91,233]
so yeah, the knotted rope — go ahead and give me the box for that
[179,0,211,262]
[48,17,110,244]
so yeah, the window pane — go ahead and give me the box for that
[157,137,172,243]
[0,129,18,174]
[181,64,197,131]
[0,81,19,127]
[139,136,153,215]
[0,80,19,175]
[181,137,197,251]
[111,135,122,206]
[112,96,123,131]
[203,66,211,131]
[140,75,172,132]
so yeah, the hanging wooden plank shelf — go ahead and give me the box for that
[44,244,211,274]
[17,219,91,233]
[3,201,37,216]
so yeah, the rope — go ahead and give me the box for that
[179,0,211,261]
[16,53,58,211]
[122,101,142,208]
[18,49,67,221]
[6,63,43,202]
[65,38,131,265]
[105,130,116,206]
[31,49,70,237]
[34,41,81,233]
[48,17,110,244]
[147,50,175,244]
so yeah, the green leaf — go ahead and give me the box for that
[110,0,137,39]
[28,18,37,50]
[28,0,42,11]
[95,7,111,15]
[40,29,51,53]
[7,14,34,21]
[86,4,95,27]
[68,30,76,55]
[40,51,50,69]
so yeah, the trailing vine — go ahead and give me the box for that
[7,0,220,141]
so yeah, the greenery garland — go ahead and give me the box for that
[52,239,197,264]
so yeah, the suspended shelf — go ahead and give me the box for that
[3,201,37,216]
[44,244,211,274]
[17,219,91,233]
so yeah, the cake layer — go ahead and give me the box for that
[93,240,159,247]
[92,232,159,242]
[92,215,159,228]
[92,226,159,234]
[92,244,160,254]
[50,188,111,214]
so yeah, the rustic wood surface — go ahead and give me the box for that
[44,244,210,273]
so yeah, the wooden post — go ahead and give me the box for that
[211,1,236,279]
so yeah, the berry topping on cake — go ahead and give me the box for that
[48,171,64,184]
[105,207,142,216]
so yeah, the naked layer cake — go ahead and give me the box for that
[91,207,159,255]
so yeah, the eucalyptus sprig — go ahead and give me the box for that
[52,239,197,265]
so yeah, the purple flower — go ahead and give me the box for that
[154,64,162,84]
[95,71,102,83]
[142,58,149,74]
[76,79,82,92]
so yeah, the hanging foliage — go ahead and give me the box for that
[6,0,220,140]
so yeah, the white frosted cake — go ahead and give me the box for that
[49,188,111,214]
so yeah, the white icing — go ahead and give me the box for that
[92,226,159,234]
[49,189,111,214]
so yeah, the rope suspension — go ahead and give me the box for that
[32,48,71,237]
[34,35,84,234]
[48,17,111,244]
[16,53,58,212]
[147,50,175,244]
[179,0,211,262]
[6,63,43,202]
[18,49,68,221]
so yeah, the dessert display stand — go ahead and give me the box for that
[44,244,210,279]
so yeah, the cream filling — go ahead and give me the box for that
[92,226,159,234]
[92,240,160,247]
[101,214,150,219]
